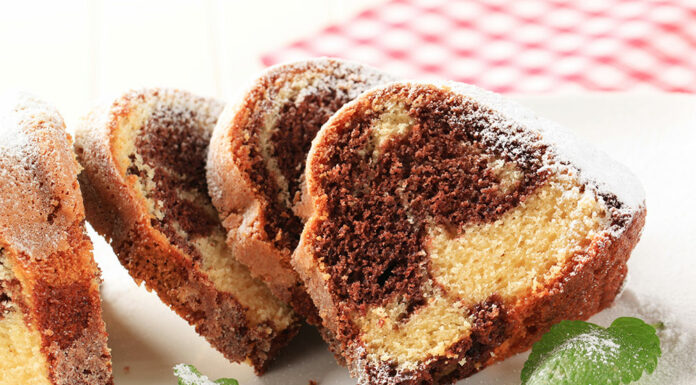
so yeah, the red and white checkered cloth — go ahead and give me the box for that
[262,0,696,93]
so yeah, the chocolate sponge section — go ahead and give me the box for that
[239,83,350,254]
[128,106,219,258]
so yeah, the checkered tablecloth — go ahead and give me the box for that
[262,0,696,93]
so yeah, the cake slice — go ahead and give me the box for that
[74,88,299,374]
[207,58,393,323]
[0,93,113,385]
[293,82,646,384]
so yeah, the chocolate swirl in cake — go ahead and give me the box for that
[208,58,395,323]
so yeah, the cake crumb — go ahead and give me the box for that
[123,366,130,374]
[309,380,318,385]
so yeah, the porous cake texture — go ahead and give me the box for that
[0,93,113,385]
[293,82,646,384]
[207,58,394,323]
[74,88,299,374]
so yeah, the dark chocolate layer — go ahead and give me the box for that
[0,252,10,319]
[34,279,94,350]
[237,73,387,253]
[128,107,219,259]
[0,291,9,318]
[312,90,548,314]
[271,88,355,207]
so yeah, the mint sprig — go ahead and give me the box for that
[521,317,661,385]
[173,364,239,385]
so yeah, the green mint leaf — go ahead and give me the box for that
[214,379,239,385]
[521,317,661,385]
[173,364,239,385]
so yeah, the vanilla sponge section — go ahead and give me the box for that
[257,72,323,207]
[429,174,608,304]
[0,252,51,385]
[354,285,472,370]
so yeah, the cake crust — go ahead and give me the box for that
[0,93,113,385]
[207,58,394,324]
[75,89,299,374]
[292,82,646,384]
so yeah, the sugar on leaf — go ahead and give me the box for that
[173,364,239,385]
[521,317,661,385]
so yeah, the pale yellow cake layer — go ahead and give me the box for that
[354,283,472,371]
[428,174,607,304]
[0,256,51,385]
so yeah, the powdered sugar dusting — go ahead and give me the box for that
[590,289,696,385]
[262,57,396,101]
[0,92,67,159]
[0,92,78,259]
[555,329,620,364]
[453,82,644,208]
[525,330,622,383]
[0,92,49,155]
[173,364,218,385]
[350,344,422,385]
[0,116,29,151]
[395,81,645,228]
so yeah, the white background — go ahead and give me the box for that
[0,0,378,128]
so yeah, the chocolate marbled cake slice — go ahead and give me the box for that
[293,82,646,384]
[0,93,112,385]
[74,88,299,374]
[207,58,394,323]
